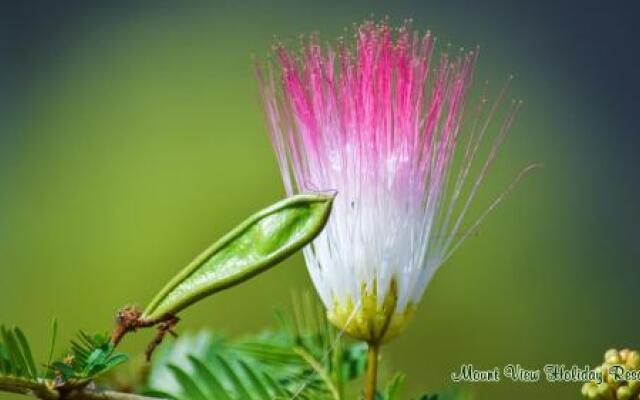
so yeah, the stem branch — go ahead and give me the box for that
[66,389,157,400]
[0,376,157,400]
[293,346,341,400]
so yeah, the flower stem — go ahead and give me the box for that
[364,341,380,400]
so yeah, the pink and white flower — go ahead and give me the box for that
[257,21,535,343]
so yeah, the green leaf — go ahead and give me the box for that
[187,355,232,400]
[236,359,271,400]
[51,361,75,381]
[142,192,335,321]
[1,326,27,378]
[85,347,109,371]
[13,328,38,380]
[341,342,368,381]
[46,318,58,374]
[103,353,128,371]
[384,373,406,400]
[167,364,208,400]
[261,372,289,398]
[214,354,253,399]
[143,389,179,400]
[146,294,367,400]
[49,330,128,381]
[0,322,132,397]
[433,387,474,400]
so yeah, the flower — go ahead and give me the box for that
[257,20,533,344]
[581,348,640,399]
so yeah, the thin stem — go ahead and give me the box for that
[0,376,157,400]
[364,342,380,400]
[0,377,58,400]
[67,389,158,400]
[293,346,341,400]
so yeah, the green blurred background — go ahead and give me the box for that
[0,1,637,398]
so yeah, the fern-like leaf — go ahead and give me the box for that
[51,331,128,381]
[1,323,131,399]
[0,325,39,381]
[146,294,368,400]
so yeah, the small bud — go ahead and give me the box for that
[596,382,614,400]
[600,365,610,382]
[586,385,600,399]
[63,354,74,366]
[596,365,613,385]
[605,349,620,363]
[618,386,633,400]
[620,349,631,362]
[627,351,640,369]
[583,382,596,396]
[607,354,622,365]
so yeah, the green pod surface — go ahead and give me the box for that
[142,192,335,321]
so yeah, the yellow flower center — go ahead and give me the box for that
[326,278,415,343]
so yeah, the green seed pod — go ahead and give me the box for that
[142,192,335,321]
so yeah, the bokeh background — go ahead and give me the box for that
[0,1,638,399]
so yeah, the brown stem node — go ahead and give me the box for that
[144,315,180,362]
[110,305,179,362]
[110,306,153,347]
